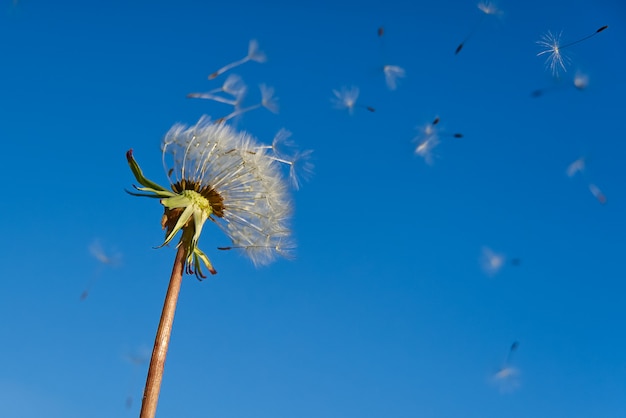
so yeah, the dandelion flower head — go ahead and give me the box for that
[127,116,294,277]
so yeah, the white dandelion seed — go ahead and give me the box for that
[531,71,590,98]
[455,1,503,55]
[588,183,607,204]
[81,239,122,300]
[566,156,586,177]
[565,155,607,205]
[537,25,608,77]
[383,65,405,90]
[208,39,267,80]
[415,135,440,165]
[331,86,375,114]
[412,117,462,164]
[491,341,521,393]
[573,72,589,90]
[219,84,279,123]
[187,74,248,105]
[536,31,569,77]
[481,246,505,276]
[255,129,314,190]
[89,239,122,266]
[123,346,151,409]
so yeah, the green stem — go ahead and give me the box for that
[139,244,187,418]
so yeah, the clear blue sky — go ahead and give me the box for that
[1,0,625,417]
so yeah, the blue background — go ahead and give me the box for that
[1,0,625,417]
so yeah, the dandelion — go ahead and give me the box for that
[455,1,503,55]
[128,117,294,276]
[208,39,267,80]
[481,246,505,276]
[80,239,122,300]
[537,25,608,77]
[331,86,375,114]
[187,74,248,105]
[383,65,405,90]
[126,116,301,417]
[491,341,521,393]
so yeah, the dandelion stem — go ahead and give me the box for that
[140,244,187,418]
[559,25,608,50]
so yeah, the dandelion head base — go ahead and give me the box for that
[171,180,225,218]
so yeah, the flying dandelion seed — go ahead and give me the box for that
[383,65,405,90]
[413,117,463,164]
[536,25,608,77]
[491,341,521,393]
[218,84,279,123]
[588,183,607,204]
[566,155,606,205]
[531,71,590,98]
[254,129,314,190]
[123,346,150,410]
[80,240,122,300]
[413,118,440,165]
[566,156,586,177]
[573,72,589,90]
[331,86,375,114]
[187,74,248,105]
[455,1,502,55]
[208,39,267,80]
[480,246,505,276]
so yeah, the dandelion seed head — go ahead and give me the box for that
[157,116,294,268]
[383,65,405,90]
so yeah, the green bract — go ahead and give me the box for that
[126,150,217,277]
